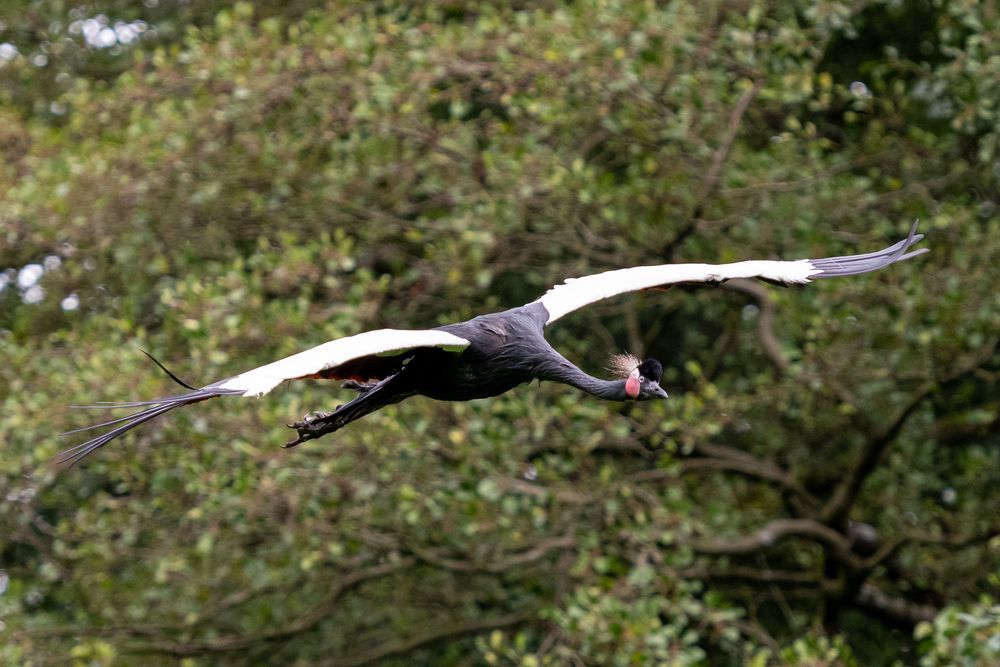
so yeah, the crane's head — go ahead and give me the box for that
[608,353,669,400]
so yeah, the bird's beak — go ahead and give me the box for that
[651,383,668,399]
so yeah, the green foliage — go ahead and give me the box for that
[544,582,712,665]
[1,0,998,664]
[777,634,858,666]
[915,598,1000,667]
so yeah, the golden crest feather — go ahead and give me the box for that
[606,352,642,379]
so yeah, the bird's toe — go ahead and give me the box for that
[300,410,336,424]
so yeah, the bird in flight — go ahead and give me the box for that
[59,223,927,466]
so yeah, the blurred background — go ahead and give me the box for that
[1,1,998,664]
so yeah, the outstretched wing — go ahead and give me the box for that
[59,328,470,466]
[534,222,927,326]
[218,328,470,397]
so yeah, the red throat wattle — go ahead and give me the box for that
[625,370,640,399]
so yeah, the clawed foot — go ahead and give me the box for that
[341,379,378,393]
[283,408,339,448]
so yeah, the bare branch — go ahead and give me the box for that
[678,458,814,504]
[631,441,820,510]
[933,409,1000,446]
[408,536,575,574]
[677,565,824,589]
[694,78,765,208]
[526,433,657,463]
[720,150,901,197]
[821,337,999,525]
[661,77,763,256]
[861,527,1000,572]
[330,612,530,667]
[125,558,416,656]
[687,518,863,570]
[691,441,762,464]
[732,619,780,651]
[19,623,173,640]
[499,478,594,504]
[820,384,934,525]
[855,583,937,626]
[723,278,788,375]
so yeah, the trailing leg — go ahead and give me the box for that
[283,373,410,448]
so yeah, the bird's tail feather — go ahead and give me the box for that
[57,384,242,468]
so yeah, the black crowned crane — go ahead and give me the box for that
[59,223,927,466]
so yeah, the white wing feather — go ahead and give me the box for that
[535,223,927,325]
[536,260,815,325]
[219,328,469,397]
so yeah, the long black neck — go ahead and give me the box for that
[538,355,628,400]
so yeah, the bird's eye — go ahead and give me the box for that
[639,376,646,383]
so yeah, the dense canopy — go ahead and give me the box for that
[1,1,998,665]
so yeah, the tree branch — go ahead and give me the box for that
[661,77,763,256]
[631,441,820,510]
[499,478,594,504]
[855,583,937,626]
[694,78,764,210]
[819,384,934,525]
[860,526,1000,573]
[677,565,824,589]
[407,536,575,574]
[723,278,788,375]
[328,612,530,667]
[687,518,862,570]
[675,458,815,505]
[126,558,416,656]
[821,336,999,525]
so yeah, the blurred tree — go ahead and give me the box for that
[1,1,998,665]
[0,0,326,118]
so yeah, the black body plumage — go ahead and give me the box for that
[283,302,639,448]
